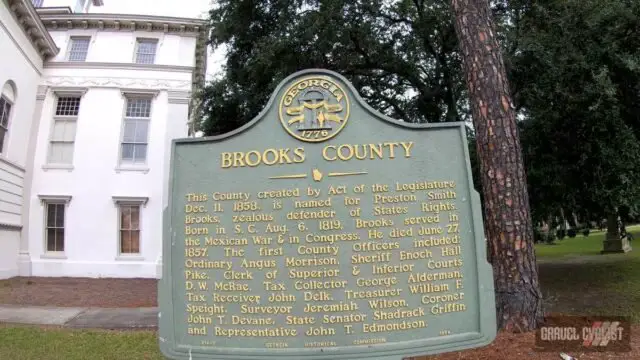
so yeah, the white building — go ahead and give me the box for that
[0,0,208,279]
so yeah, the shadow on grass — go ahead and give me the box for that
[539,255,640,322]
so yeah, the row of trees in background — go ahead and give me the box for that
[199,0,640,230]
[512,0,640,234]
[196,0,640,330]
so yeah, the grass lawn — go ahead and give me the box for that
[536,224,640,323]
[0,325,163,360]
[535,224,640,258]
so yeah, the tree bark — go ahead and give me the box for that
[450,0,543,332]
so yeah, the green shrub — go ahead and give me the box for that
[556,229,566,240]
[533,228,544,243]
[546,231,557,244]
[582,228,590,237]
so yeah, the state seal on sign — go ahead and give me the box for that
[279,76,350,142]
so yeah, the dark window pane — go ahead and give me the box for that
[47,204,56,227]
[55,97,81,116]
[47,228,56,251]
[55,204,65,227]
[55,229,64,251]
[0,97,11,127]
[0,128,5,153]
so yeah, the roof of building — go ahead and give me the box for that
[6,1,210,87]
[5,0,60,59]
[39,13,209,88]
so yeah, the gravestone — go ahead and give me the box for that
[159,69,496,360]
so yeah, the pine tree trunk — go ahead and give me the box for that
[450,0,543,332]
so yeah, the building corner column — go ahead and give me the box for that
[18,85,48,276]
[158,91,190,280]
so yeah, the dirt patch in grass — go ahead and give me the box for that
[0,277,157,308]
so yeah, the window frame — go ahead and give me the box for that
[44,88,87,170]
[66,36,91,62]
[133,38,159,65]
[116,90,158,172]
[38,195,72,258]
[112,196,148,260]
[0,95,13,155]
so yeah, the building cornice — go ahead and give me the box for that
[35,7,72,15]
[43,76,192,91]
[5,0,60,60]
[38,13,207,26]
[44,61,195,73]
[120,88,160,98]
[49,86,88,97]
[112,196,149,207]
[38,13,210,91]
[38,194,72,203]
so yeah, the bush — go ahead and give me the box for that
[546,231,557,244]
[582,228,590,237]
[556,229,566,240]
[567,228,577,238]
[533,228,544,243]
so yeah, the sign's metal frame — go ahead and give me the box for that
[159,69,496,360]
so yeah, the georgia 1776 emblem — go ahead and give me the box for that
[279,76,350,142]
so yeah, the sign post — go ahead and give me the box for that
[159,69,496,360]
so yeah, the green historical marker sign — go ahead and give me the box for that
[159,69,496,360]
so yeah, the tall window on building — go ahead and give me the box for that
[39,195,71,254]
[119,204,140,254]
[0,81,15,154]
[46,203,65,252]
[113,197,147,257]
[32,0,44,7]
[120,97,151,164]
[134,39,158,64]
[48,96,81,165]
[67,37,90,61]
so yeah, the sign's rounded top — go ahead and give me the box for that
[278,74,350,142]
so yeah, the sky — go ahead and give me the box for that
[94,0,224,80]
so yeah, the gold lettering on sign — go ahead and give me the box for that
[178,168,472,345]
[221,148,305,169]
